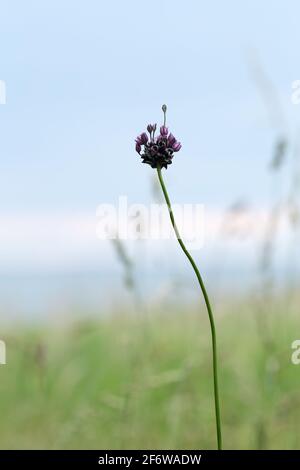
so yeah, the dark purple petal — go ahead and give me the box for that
[135,142,141,153]
[172,141,182,152]
[147,124,153,134]
[168,133,176,146]
[140,132,148,144]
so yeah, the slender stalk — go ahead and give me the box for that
[157,165,222,450]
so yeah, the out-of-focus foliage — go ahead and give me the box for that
[0,294,299,449]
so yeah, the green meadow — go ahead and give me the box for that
[1,292,299,449]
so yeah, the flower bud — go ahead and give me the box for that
[160,126,168,136]
[168,133,176,146]
[172,141,182,152]
[140,132,148,144]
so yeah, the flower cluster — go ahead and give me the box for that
[135,124,182,169]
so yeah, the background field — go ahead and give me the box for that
[1,292,299,450]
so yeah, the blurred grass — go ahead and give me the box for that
[0,293,299,449]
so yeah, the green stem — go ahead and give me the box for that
[157,165,222,450]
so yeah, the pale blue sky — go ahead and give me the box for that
[1,0,300,213]
[1,1,300,315]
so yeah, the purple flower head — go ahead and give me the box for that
[135,105,182,169]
